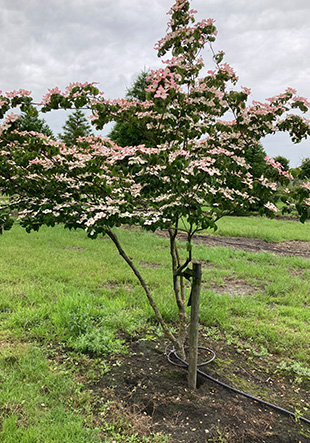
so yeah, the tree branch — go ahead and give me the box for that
[106,228,179,348]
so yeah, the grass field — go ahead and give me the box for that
[0,218,310,441]
[209,215,310,242]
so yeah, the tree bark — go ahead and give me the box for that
[168,227,188,356]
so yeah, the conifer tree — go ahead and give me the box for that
[299,158,310,179]
[58,109,92,145]
[108,71,153,147]
[17,106,55,138]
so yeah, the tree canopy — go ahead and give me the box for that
[1,1,310,353]
[109,72,288,192]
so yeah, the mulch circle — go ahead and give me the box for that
[92,336,310,442]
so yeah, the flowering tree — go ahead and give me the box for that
[1,0,310,355]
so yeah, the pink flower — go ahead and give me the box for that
[154,86,169,100]
[264,202,279,212]
[301,181,310,191]
[241,86,251,96]
[5,112,20,123]
[5,89,31,98]
[40,87,62,105]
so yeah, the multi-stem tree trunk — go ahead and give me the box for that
[168,226,189,356]
[107,227,192,358]
[107,228,181,351]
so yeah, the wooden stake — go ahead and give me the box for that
[188,262,201,390]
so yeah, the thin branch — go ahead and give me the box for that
[106,228,178,348]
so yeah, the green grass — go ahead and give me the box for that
[0,220,310,439]
[196,246,310,363]
[210,215,310,242]
[0,343,101,443]
[0,225,170,442]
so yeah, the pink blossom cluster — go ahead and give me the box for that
[40,82,100,106]
[4,112,20,123]
[194,18,217,40]
[167,0,188,14]
[264,156,292,179]
[292,95,310,107]
[0,113,20,135]
[250,101,279,114]
[14,130,64,149]
[218,63,238,81]
[100,98,154,119]
[40,87,62,105]
[190,159,220,176]
[264,202,279,212]
[65,82,99,95]
[258,176,277,191]
[241,86,251,96]
[155,1,217,56]
[5,89,32,98]
[301,181,310,191]
[145,68,181,99]
[162,56,186,68]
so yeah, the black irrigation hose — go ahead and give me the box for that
[165,344,310,426]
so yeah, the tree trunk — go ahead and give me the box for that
[168,227,188,357]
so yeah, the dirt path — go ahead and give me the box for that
[191,234,310,258]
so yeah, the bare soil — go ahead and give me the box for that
[91,335,310,442]
[191,234,310,259]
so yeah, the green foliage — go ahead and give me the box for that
[213,215,310,242]
[299,157,310,179]
[243,144,267,178]
[277,360,310,386]
[273,155,290,171]
[108,71,153,147]
[53,297,93,338]
[71,327,126,354]
[0,344,101,443]
[0,210,14,235]
[126,71,150,102]
[277,360,310,378]
[58,109,93,145]
[16,107,55,139]
[102,423,169,443]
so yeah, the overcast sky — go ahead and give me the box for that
[1,0,310,167]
